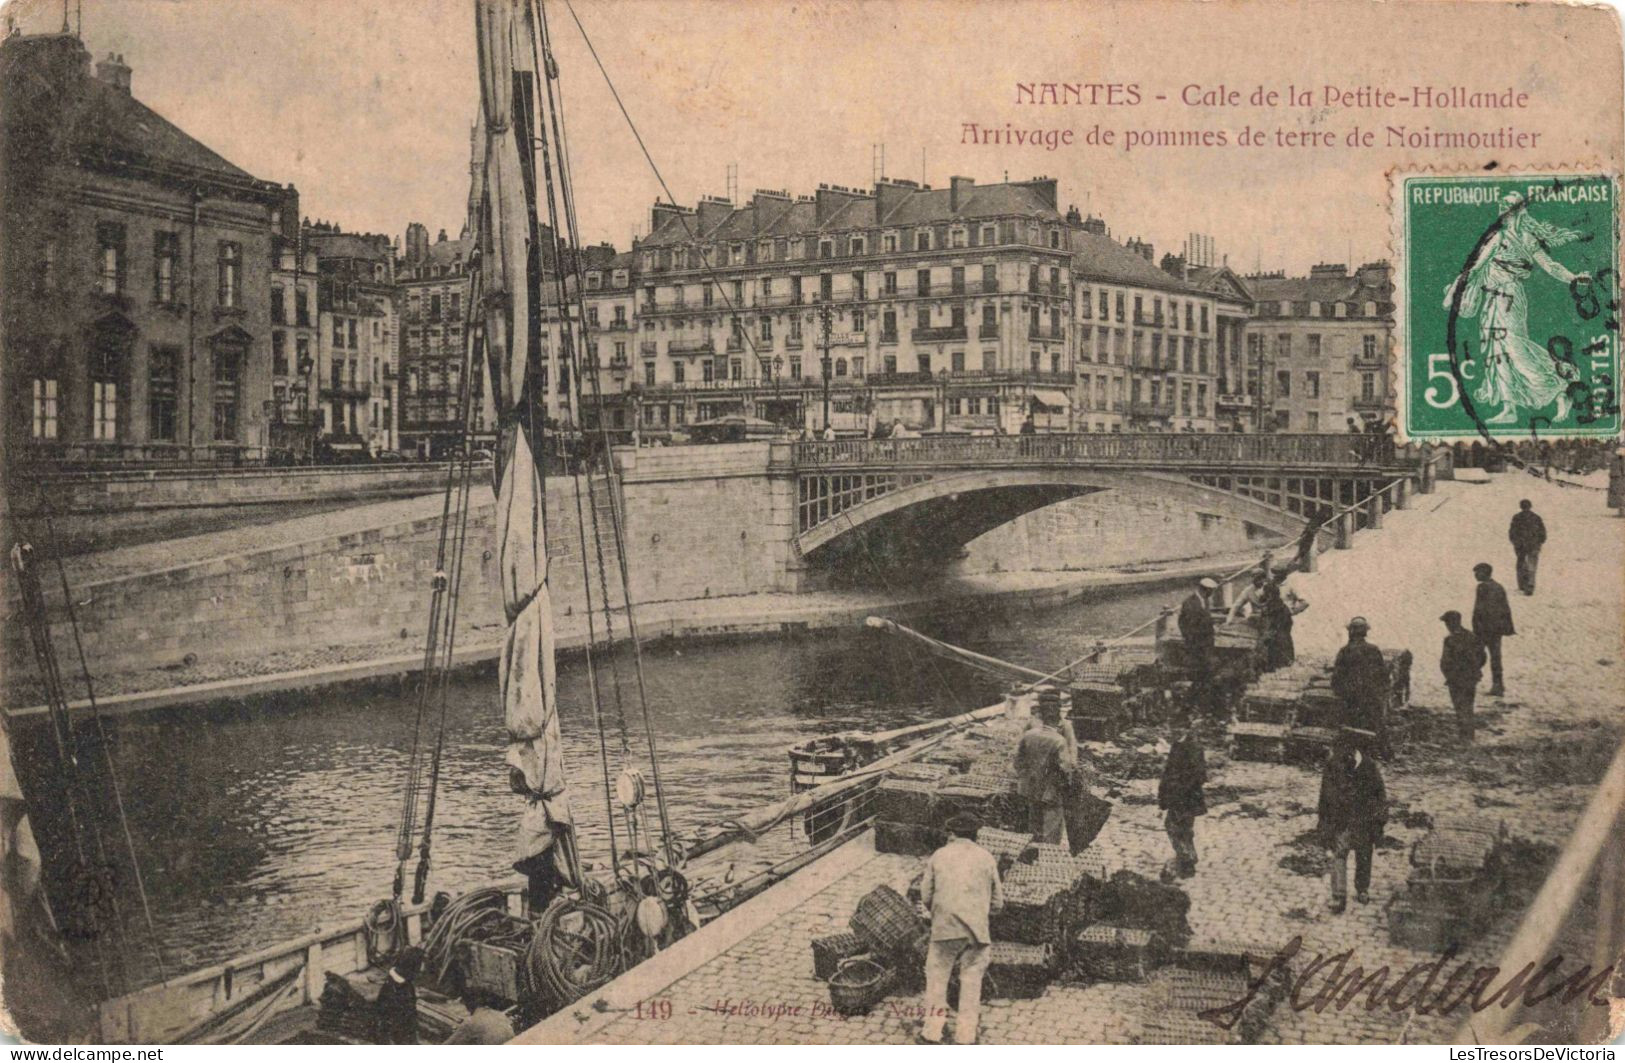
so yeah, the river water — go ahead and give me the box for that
[77,580,1184,977]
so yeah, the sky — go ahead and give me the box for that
[6,0,1621,275]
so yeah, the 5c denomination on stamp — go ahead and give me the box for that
[1393,170,1620,442]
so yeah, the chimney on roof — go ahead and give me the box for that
[1127,237,1154,262]
[949,176,974,213]
[1160,252,1188,280]
[1014,176,1058,210]
[95,51,131,93]
[874,178,914,221]
[1309,262,1348,277]
[695,196,733,234]
[650,200,693,236]
[1082,215,1107,236]
[814,185,865,225]
[1065,205,1082,225]
[436,228,448,243]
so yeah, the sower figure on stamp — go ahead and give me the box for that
[1157,712,1206,883]
[1013,692,1076,847]
[917,812,1003,1046]
[1471,562,1515,697]
[1509,499,1547,595]
[1443,192,1589,425]
[1178,577,1221,718]
[1439,611,1487,741]
[1317,728,1387,914]
[1332,617,1391,758]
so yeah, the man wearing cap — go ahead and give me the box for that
[1508,500,1547,595]
[1317,729,1387,913]
[1179,578,1220,717]
[1332,617,1390,756]
[1439,611,1487,740]
[918,812,1003,1046]
[1013,695,1076,846]
[1157,713,1206,881]
[1471,563,1515,697]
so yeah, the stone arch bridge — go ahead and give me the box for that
[609,434,1434,597]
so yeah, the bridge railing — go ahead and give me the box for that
[789,432,1401,468]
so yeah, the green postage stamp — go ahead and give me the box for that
[1394,171,1621,441]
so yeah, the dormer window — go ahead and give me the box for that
[916,229,932,252]
[851,235,866,255]
[1049,229,1061,249]
[613,269,628,287]
[819,239,834,259]
[587,272,602,291]
[980,225,996,246]
[950,228,966,249]
[759,240,773,261]
[642,252,653,271]
[883,233,898,253]
[789,237,804,260]
[675,248,687,269]
[730,243,745,265]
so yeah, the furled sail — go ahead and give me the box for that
[472,0,574,882]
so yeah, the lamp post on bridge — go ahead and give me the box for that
[819,302,833,433]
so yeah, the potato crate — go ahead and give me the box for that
[985,943,1056,1000]
[1071,709,1126,743]
[1073,925,1160,983]
[1238,692,1299,726]
[1136,967,1252,1045]
[992,865,1075,946]
[810,931,870,981]
[1285,725,1339,762]
[975,827,1037,861]
[874,777,938,826]
[1069,680,1127,714]
[874,819,945,857]
[1294,694,1343,731]
[1387,893,1475,952]
[849,885,926,954]
[1229,721,1290,763]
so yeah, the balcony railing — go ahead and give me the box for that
[865,371,936,387]
[878,331,899,345]
[321,383,372,400]
[912,324,968,342]
[1352,394,1387,410]
[1128,399,1175,418]
[1027,328,1065,341]
[786,432,1406,469]
[1217,393,1254,408]
[669,339,715,356]
[640,341,660,356]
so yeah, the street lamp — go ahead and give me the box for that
[819,303,833,433]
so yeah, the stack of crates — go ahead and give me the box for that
[1388,817,1505,951]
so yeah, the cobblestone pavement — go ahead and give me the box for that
[537,471,1622,1045]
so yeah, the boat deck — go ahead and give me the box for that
[515,730,1609,1045]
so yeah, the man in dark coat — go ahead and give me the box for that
[1439,610,1487,740]
[1331,617,1390,756]
[1178,578,1219,717]
[1508,499,1547,595]
[1157,713,1206,881]
[1317,729,1386,912]
[1471,562,1515,696]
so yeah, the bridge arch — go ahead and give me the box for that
[794,467,1307,568]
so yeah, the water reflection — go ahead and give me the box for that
[65,580,1184,974]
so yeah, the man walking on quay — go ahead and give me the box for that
[1472,562,1515,697]
[1014,694,1076,846]
[1157,713,1206,882]
[1178,577,1220,717]
[1317,728,1387,913]
[1332,617,1390,757]
[1439,611,1487,741]
[918,812,1003,1046]
[1508,499,1547,595]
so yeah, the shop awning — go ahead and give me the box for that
[1030,389,1071,410]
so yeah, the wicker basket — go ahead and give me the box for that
[1074,924,1159,982]
[827,956,896,1016]
[1411,819,1502,877]
[874,820,945,857]
[811,931,869,981]
[1229,721,1290,763]
[986,942,1055,1000]
[849,885,925,954]
[975,827,1034,861]
[875,777,939,826]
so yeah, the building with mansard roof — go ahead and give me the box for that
[626,175,1075,436]
[1243,262,1394,433]
[1,32,287,465]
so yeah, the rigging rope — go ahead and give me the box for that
[534,0,679,875]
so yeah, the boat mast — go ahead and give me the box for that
[472,0,578,902]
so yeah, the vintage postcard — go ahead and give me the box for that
[0,0,1621,1050]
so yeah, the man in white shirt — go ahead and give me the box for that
[917,812,1004,1045]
